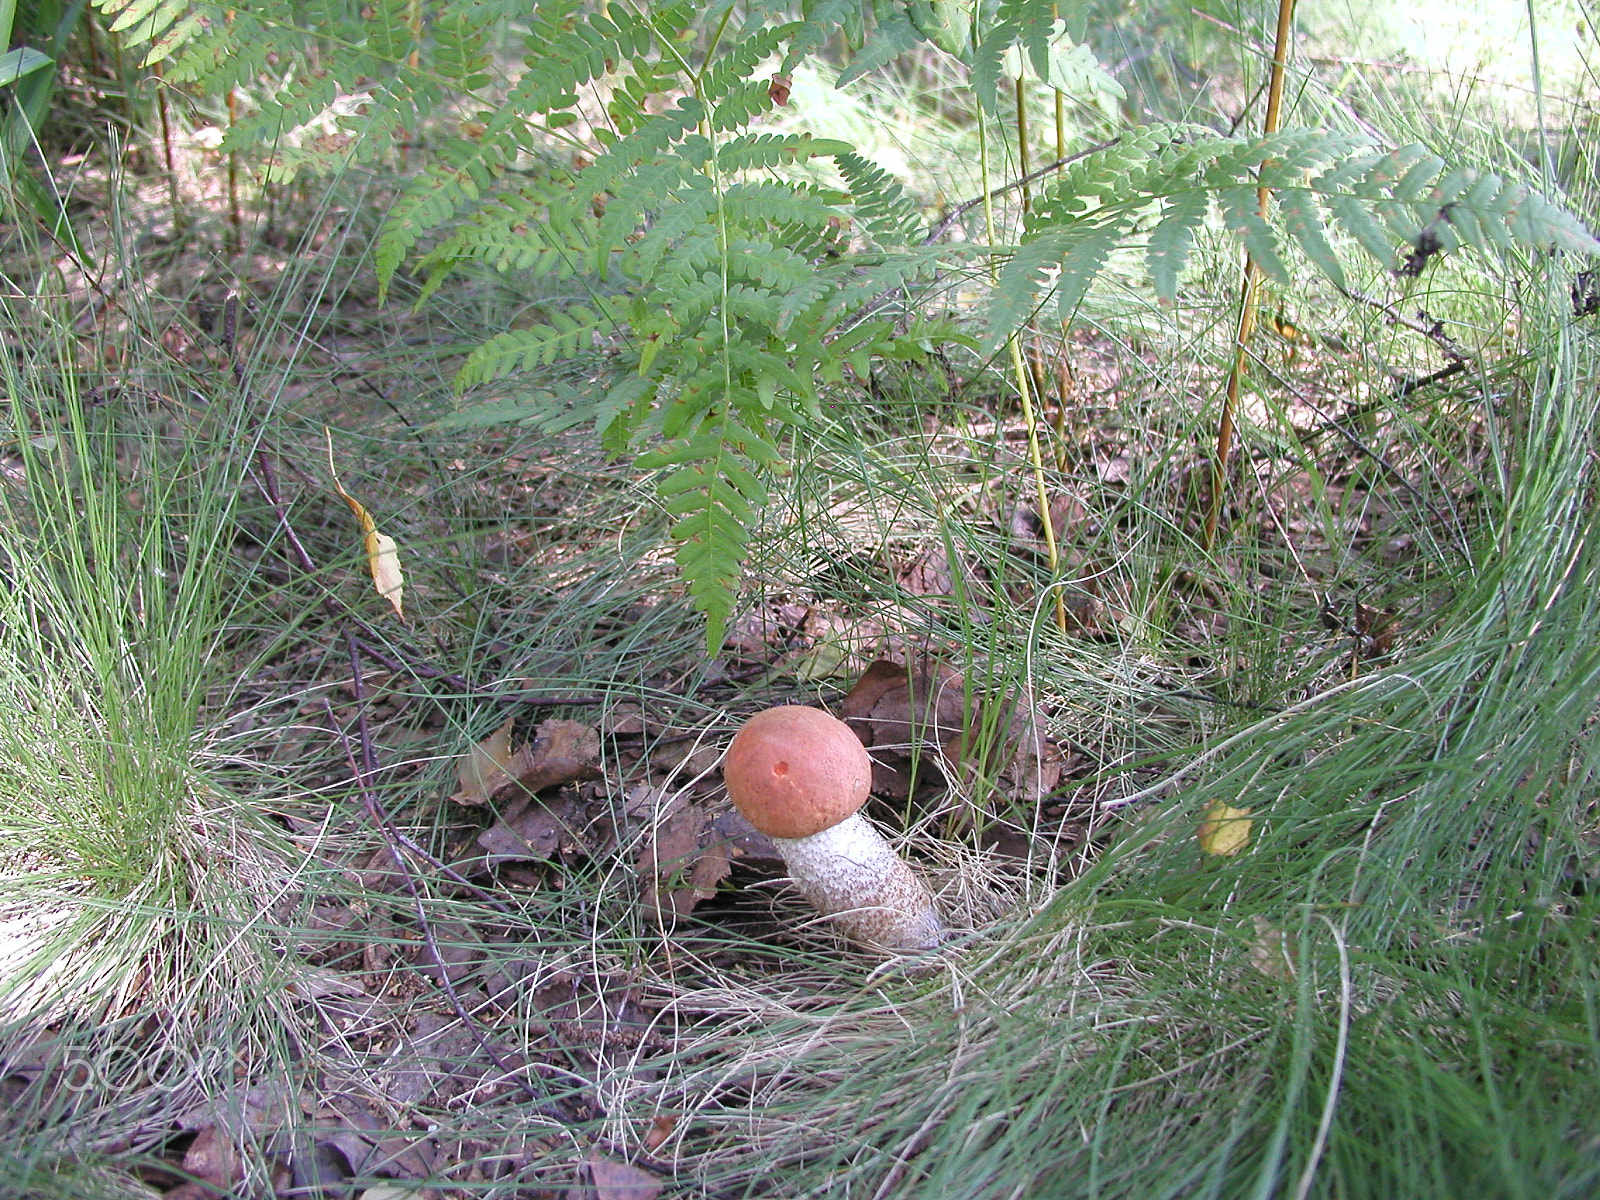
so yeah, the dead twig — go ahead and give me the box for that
[921,139,1122,246]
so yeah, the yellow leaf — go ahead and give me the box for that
[1198,801,1253,856]
[365,528,404,618]
[327,428,405,619]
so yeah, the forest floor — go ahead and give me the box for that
[3,32,1600,1200]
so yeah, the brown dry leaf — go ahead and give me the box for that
[1198,801,1253,856]
[991,698,1065,805]
[637,804,731,921]
[477,791,592,865]
[839,659,907,728]
[1248,914,1297,981]
[1097,453,1132,484]
[510,719,602,793]
[896,543,964,598]
[283,964,367,1001]
[590,1155,663,1200]
[840,657,1062,805]
[179,1124,239,1192]
[451,716,519,806]
[707,808,783,869]
[841,658,968,755]
[327,428,405,619]
[1008,490,1090,558]
[723,598,811,658]
[638,808,699,880]
[1354,602,1399,660]
[688,841,732,897]
[449,717,600,806]
[642,1114,678,1152]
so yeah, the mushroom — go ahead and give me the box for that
[722,705,945,953]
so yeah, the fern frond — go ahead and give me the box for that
[724,240,817,293]
[835,11,921,88]
[721,181,846,230]
[715,132,853,173]
[834,150,924,246]
[638,411,780,647]
[697,21,799,102]
[815,245,957,323]
[1275,188,1346,290]
[985,221,1126,350]
[1215,185,1289,282]
[972,2,1122,115]
[455,302,625,389]
[512,0,670,112]
[1005,127,1600,339]
[104,0,194,45]
[1147,188,1210,300]
[786,0,860,71]
[572,97,707,197]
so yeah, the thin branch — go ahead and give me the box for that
[921,139,1122,246]
[1338,286,1471,363]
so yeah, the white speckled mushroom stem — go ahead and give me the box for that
[770,812,945,953]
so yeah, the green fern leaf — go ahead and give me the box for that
[716,132,853,173]
[638,415,779,649]
[1051,225,1124,320]
[1215,185,1288,282]
[834,150,923,245]
[455,304,622,389]
[986,222,1125,349]
[143,11,209,66]
[984,239,1059,350]
[837,11,922,88]
[104,0,185,40]
[1276,188,1346,290]
[1147,188,1210,301]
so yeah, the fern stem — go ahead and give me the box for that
[1203,0,1297,550]
[153,64,183,234]
[226,88,240,253]
[985,99,1067,634]
[1051,3,1066,163]
[1014,78,1032,213]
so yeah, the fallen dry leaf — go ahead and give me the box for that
[477,790,595,866]
[1248,914,1296,981]
[1198,801,1253,856]
[839,657,1062,805]
[451,716,519,806]
[841,657,967,797]
[637,804,733,922]
[449,717,601,807]
[509,718,603,793]
[642,1114,678,1152]
[896,543,966,598]
[179,1124,239,1193]
[590,1155,663,1200]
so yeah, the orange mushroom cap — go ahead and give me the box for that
[723,706,872,840]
